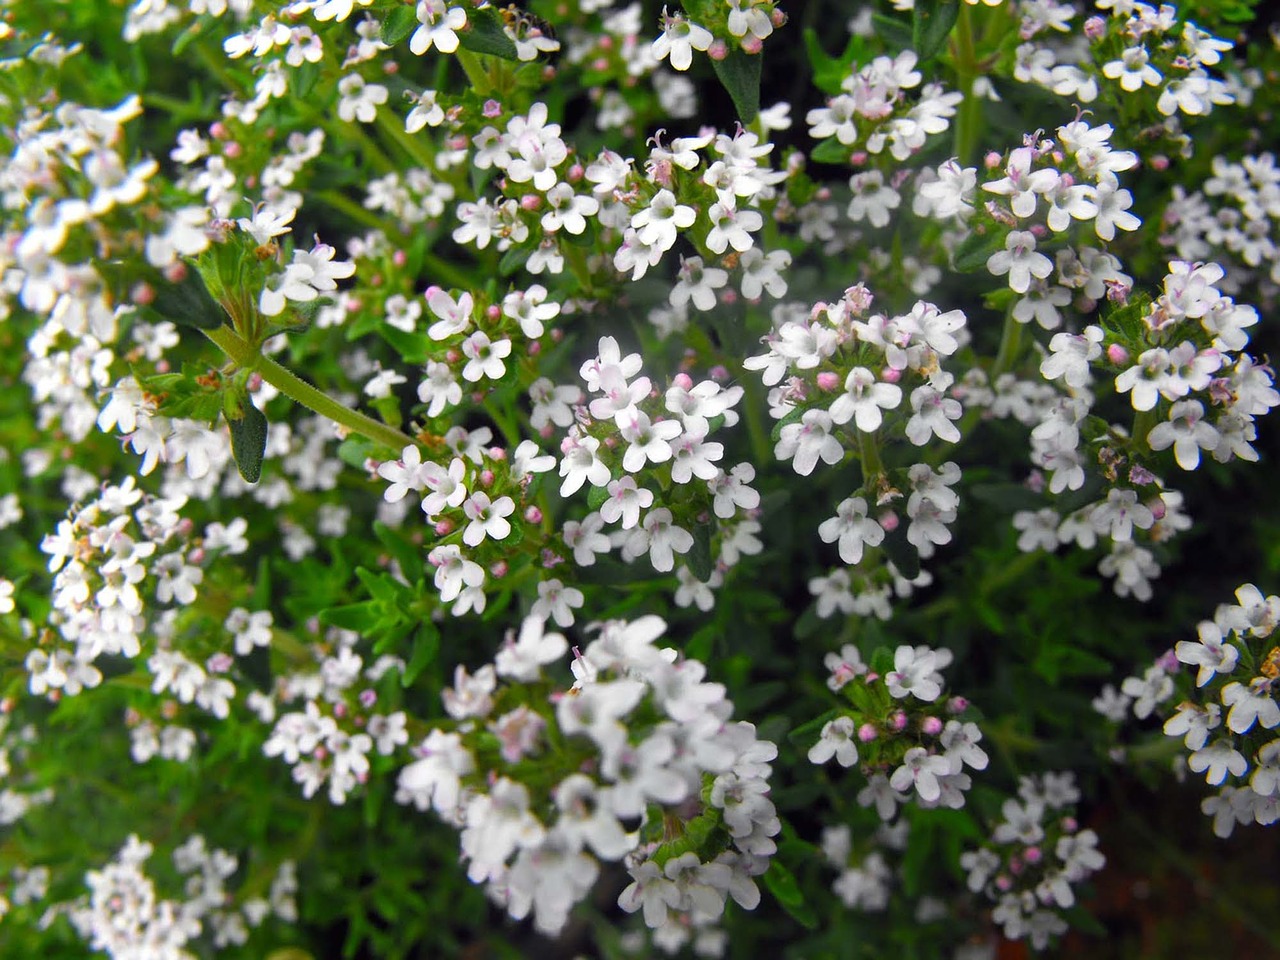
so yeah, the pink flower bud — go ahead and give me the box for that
[1061,816,1078,833]
[772,8,787,26]
[672,372,693,391]
[1151,154,1169,171]
[816,371,840,391]
[721,288,739,304]
[480,469,495,487]
[995,874,1013,891]
[188,547,206,565]
[384,60,399,75]
[850,151,868,166]
[568,163,584,182]
[333,702,348,719]
[207,652,233,673]
[740,36,763,55]
[223,141,242,159]
[155,359,170,373]
[490,560,508,578]
[486,304,501,321]
[434,519,453,536]
[984,151,1003,169]
[359,689,377,708]
[247,372,263,391]
[1083,15,1106,39]
[393,249,407,267]
[879,512,899,533]
[524,506,543,524]
[520,194,542,211]
[889,710,908,732]
[163,261,188,284]
[1029,223,1047,238]
[708,39,729,61]
[921,715,943,736]
[1024,846,1043,864]
[528,341,542,356]
[210,121,228,140]
[130,282,155,306]
[314,745,329,760]
[881,366,901,383]
[1009,857,1024,875]
[864,671,879,683]
[1106,343,1129,365]
[948,696,969,713]
[483,99,502,118]
[858,723,879,742]
[445,349,460,363]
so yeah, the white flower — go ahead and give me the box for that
[462,492,515,546]
[652,9,713,72]
[817,496,885,565]
[410,0,466,55]
[987,230,1052,294]
[808,717,858,767]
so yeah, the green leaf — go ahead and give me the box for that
[809,137,854,166]
[227,403,268,483]
[786,709,839,747]
[380,4,418,46]
[586,483,611,511]
[321,601,382,632]
[912,0,960,63]
[293,59,321,99]
[686,520,714,582]
[952,228,1003,273]
[872,13,913,51]
[378,325,433,364]
[337,436,376,470]
[374,522,424,583]
[403,624,440,687]
[498,245,531,277]
[761,861,818,930]
[150,266,226,330]
[459,6,520,60]
[710,49,761,123]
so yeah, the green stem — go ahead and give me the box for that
[376,109,437,170]
[992,310,1025,378]
[316,189,395,234]
[951,4,982,166]
[455,49,493,96]
[858,429,884,484]
[1132,407,1159,454]
[203,325,417,452]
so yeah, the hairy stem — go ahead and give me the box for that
[204,325,417,452]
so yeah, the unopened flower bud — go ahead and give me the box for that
[524,506,542,524]
[881,366,901,383]
[858,722,879,742]
[921,715,943,736]
[359,689,377,708]
[435,519,453,536]
[131,282,155,306]
[740,36,763,55]
[984,151,1003,169]
[948,696,969,713]
[1061,816,1078,833]
[708,39,729,60]
[393,249,407,267]
[816,371,840,391]
[889,710,908,732]
[879,512,899,533]
[672,372,693,391]
[995,874,1013,891]
[520,194,542,211]
[223,141,242,158]
[483,99,502,118]
[490,560,508,578]
[210,121,229,139]
[163,261,188,284]
[1083,15,1106,39]
[1106,343,1129,365]
[1024,846,1043,864]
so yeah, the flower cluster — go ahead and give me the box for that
[960,772,1105,951]
[48,834,296,955]
[1105,584,1280,837]
[808,642,986,818]
[395,613,778,943]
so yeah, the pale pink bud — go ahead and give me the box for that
[1150,154,1169,171]
[210,121,228,140]
[490,560,508,578]
[434,519,453,536]
[486,304,501,321]
[163,261,188,284]
[1106,343,1129,365]
[1061,816,1078,833]
[858,722,879,742]
[223,141,242,158]
[881,366,901,383]
[710,365,729,382]
[948,696,969,713]
[393,249,407,267]
[528,341,542,356]
[984,151,1003,169]
[889,710,908,732]
[333,703,348,719]
[1083,15,1106,39]
[520,194,542,211]
[995,874,1013,891]
[879,512,899,533]
[524,506,542,523]
[483,99,502,118]
[740,36,763,55]
[672,372,694,391]
[1024,846,1043,864]
[921,715,943,736]
[816,371,840,391]
[708,39,729,61]
[568,163,584,182]
[131,282,155,306]
[359,689,377,708]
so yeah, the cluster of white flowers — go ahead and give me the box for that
[1103,584,1280,837]
[1162,152,1280,294]
[395,613,778,949]
[806,50,962,163]
[809,642,987,819]
[1013,0,1235,123]
[653,1,783,70]
[259,628,409,805]
[52,834,296,958]
[31,477,201,698]
[960,772,1105,951]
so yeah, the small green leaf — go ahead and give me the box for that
[586,483,611,511]
[912,0,960,63]
[321,601,382,632]
[380,4,418,46]
[227,403,268,483]
[872,12,913,51]
[952,228,1003,273]
[761,861,818,930]
[374,521,424,583]
[498,245,531,277]
[293,59,321,99]
[686,520,714,582]
[403,624,440,687]
[710,49,761,123]
[809,137,854,165]
[150,266,226,330]
[459,6,520,60]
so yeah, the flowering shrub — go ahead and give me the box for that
[2,0,1280,956]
